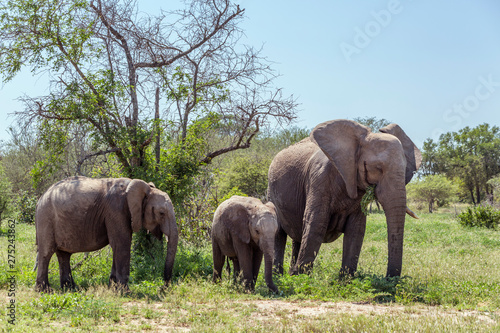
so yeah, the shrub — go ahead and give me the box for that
[458,205,500,229]
[16,191,38,224]
[130,231,166,283]
[218,155,270,200]
[0,163,13,222]
[406,175,459,213]
[27,292,120,324]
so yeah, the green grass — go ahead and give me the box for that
[1,211,500,332]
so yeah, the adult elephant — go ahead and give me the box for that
[268,119,421,278]
[35,176,178,292]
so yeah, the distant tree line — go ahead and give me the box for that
[421,124,500,206]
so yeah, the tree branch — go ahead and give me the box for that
[54,27,100,99]
[201,117,259,164]
[134,4,244,69]
[76,147,122,175]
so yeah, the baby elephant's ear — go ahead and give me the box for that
[126,179,152,233]
[265,201,276,214]
[224,204,251,244]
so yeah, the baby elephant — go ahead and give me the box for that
[212,195,279,293]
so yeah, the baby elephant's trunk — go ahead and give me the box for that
[263,240,278,293]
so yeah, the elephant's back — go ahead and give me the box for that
[37,177,131,219]
[268,138,318,241]
[269,138,316,180]
[268,138,317,197]
[212,196,252,228]
[211,198,240,257]
[39,177,103,208]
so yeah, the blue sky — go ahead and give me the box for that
[1,0,500,148]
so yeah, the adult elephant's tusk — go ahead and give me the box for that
[406,206,419,219]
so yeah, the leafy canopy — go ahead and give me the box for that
[421,123,500,204]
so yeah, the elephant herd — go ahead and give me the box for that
[34,119,421,293]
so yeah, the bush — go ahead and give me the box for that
[406,175,459,213]
[218,155,270,200]
[130,231,166,283]
[0,162,13,222]
[458,205,500,229]
[16,191,38,224]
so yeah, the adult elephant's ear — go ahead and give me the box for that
[224,204,251,244]
[126,179,152,233]
[310,120,370,199]
[379,124,422,184]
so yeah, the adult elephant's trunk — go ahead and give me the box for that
[262,240,279,293]
[377,179,407,277]
[383,203,406,277]
[162,221,178,284]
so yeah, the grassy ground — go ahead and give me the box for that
[0,209,499,332]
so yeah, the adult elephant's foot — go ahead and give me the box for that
[35,281,53,293]
[290,262,314,275]
[267,282,279,293]
[109,280,130,294]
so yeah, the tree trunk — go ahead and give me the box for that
[155,87,161,172]
[470,188,476,206]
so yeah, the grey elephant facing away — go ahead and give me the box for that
[35,176,178,292]
[268,119,421,278]
[212,195,279,293]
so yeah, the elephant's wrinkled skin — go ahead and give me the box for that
[268,119,421,277]
[212,195,279,293]
[35,176,178,292]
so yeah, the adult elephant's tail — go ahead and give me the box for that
[33,252,38,271]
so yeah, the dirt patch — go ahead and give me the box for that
[117,299,499,332]
[249,300,498,324]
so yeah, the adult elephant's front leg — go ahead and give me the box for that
[109,241,132,288]
[273,226,287,275]
[289,240,301,275]
[292,206,329,275]
[340,211,367,277]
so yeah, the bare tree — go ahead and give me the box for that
[0,0,297,178]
